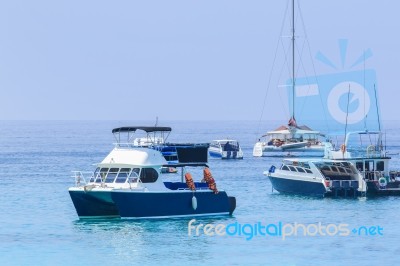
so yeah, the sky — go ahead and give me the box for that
[0,0,398,121]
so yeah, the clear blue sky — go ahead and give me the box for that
[0,0,397,121]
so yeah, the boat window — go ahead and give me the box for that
[90,168,100,182]
[303,163,310,169]
[365,161,374,171]
[345,168,352,174]
[96,168,109,183]
[305,169,312,174]
[331,166,339,172]
[296,167,305,173]
[130,168,140,177]
[376,161,384,171]
[355,162,363,171]
[115,168,131,183]
[281,165,290,171]
[164,155,178,161]
[321,166,330,172]
[140,168,159,183]
[105,168,119,183]
[288,166,297,172]
[338,167,346,173]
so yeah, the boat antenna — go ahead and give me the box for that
[363,50,367,131]
[344,84,351,147]
[373,83,383,152]
[373,84,381,132]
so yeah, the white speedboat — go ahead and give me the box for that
[209,139,244,159]
[265,158,366,197]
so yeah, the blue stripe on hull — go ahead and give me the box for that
[268,175,326,197]
[69,190,120,218]
[111,191,234,218]
[209,151,222,158]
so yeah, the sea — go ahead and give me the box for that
[1,120,400,266]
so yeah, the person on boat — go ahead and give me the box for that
[224,141,232,151]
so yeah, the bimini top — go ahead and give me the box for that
[112,126,172,134]
[99,148,167,167]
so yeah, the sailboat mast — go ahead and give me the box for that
[291,0,295,119]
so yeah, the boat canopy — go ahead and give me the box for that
[264,129,321,136]
[112,126,172,133]
[262,125,321,137]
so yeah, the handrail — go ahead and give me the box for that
[71,171,92,187]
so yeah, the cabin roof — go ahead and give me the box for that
[112,126,172,134]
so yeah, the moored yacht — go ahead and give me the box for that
[209,139,244,159]
[325,130,400,196]
[265,158,366,197]
[68,127,236,219]
[253,122,326,157]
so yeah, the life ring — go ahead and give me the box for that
[340,144,346,153]
[378,177,387,188]
[367,145,375,155]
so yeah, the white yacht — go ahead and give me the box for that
[209,139,244,159]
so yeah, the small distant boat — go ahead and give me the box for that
[265,158,366,197]
[209,140,244,159]
[68,127,236,218]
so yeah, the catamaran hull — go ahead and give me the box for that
[69,190,119,218]
[268,175,327,197]
[111,190,236,218]
[253,142,325,157]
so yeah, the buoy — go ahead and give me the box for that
[203,167,219,194]
[192,195,197,210]
[185,172,196,191]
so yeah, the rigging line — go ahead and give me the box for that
[294,35,309,118]
[255,0,290,138]
[374,84,381,132]
[276,39,292,120]
[297,0,330,134]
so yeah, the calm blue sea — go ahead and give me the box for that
[1,120,400,266]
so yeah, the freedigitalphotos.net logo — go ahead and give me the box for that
[289,39,380,132]
[188,219,383,241]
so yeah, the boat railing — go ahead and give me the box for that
[128,176,142,189]
[113,142,145,148]
[71,171,92,187]
[364,171,383,181]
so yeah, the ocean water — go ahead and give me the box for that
[1,120,400,266]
